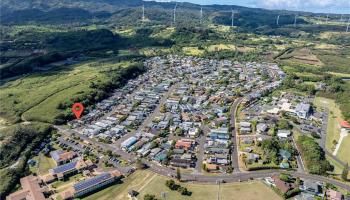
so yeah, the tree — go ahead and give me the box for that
[136,158,146,170]
[144,194,157,200]
[106,150,112,157]
[341,163,349,181]
[176,167,181,181]
[160,104,167,113]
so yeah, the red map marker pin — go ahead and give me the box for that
[72,103,84,119]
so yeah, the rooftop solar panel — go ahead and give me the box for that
[74,173,112,192]
[52,161,77,174]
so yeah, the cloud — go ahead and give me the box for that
[254,0,350,10]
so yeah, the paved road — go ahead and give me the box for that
[230,97,243,172]
[195,126,208,173]
[291,136,305,173]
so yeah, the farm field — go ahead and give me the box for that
[82,170,281,200]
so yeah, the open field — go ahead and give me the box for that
[279,48,324,66]
[207,44,236,52]
[82,170,281,200]
[37,154,56,175]
[151,27,175,39]
[182,47,205,56]
[313,97,342,152]
[0,60,133,123]
[336,136,350,165]
[328,72,350,78]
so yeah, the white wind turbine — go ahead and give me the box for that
[277,15,280,26]
[200,6,203,24]
[142,4,145,22]
[346,17,350,32]
[231,9,238,27]
[173,3,178,24]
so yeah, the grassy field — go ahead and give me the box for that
[336,136,350,165]
[82,170,281,200]
[314,97,342,152]
[182,47,205,56]
[207,44,236,52]
[29,153,56,175]
[38,154,56,175]
[151,27,175,39]
[0,60,132,123]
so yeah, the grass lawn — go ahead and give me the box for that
[313,97,342,152]
[81,170,281,200]
[336,136,350,165]
[37,154,56,175]
[52,173,84,192]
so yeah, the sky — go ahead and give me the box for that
[152,0,350,14]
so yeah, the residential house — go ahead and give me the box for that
[277,130,292,139]
[175,139,194,151]
[256,123,268,134]
[240,122,251,134]
[300,180,321,195]
[272,175,294,194]
[326,189,343,200]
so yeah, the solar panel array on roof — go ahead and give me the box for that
[52,161,77,174]
[74,173,112,192]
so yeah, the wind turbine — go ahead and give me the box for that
[346,17,350,33]
[231,9,238,27]
[142,4,145,22]
[276,15,280,26]
[325,14,329,24]
[200,6,203,24]
[174,3,178,23]
[340,14,343,22]
[294,14,298,27]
